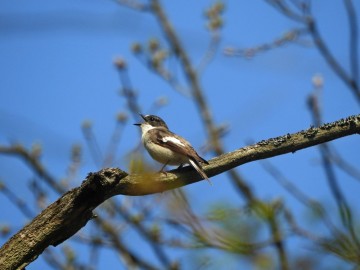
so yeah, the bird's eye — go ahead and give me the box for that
[150,117,155,121]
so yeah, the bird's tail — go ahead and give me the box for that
[189,158,212,185]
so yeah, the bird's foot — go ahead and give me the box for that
[177,164,184,170]
[158,162,169,175]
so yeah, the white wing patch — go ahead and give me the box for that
[162,136,185,147]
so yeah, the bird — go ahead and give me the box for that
[134,114,211,184]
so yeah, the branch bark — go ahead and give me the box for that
[0,114,359,269]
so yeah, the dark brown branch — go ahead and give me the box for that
[0,168,128,270]
[0,114,359,269]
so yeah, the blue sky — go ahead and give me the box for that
[1,0,359,269]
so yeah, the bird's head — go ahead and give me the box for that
[134,114,169,129]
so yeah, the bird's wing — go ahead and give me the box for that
[150,128,206,162]
[151,128,192,156]
[151,128,211,184]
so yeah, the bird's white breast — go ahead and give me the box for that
[140,123,156,141]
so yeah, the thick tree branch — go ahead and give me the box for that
[0,114,359,269]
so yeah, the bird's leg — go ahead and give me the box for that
[159,162,169,175]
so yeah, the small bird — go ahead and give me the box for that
[134,114,211,184]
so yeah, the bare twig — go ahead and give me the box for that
[344,0,359,86]
[264,0,307,23]
[269,213,289,270]
[263,1,360,102]
[261,160,341,236]
[82,121,103,168]
[93,216,159,270]
[224,28,308,58]
[0,183,35,218]
[114,0,149,11]
[64,144,82,185]
[103,116,127,167]
[0,144,65,194]
[306,16,360,102]
[110,200,174,269]
[197,32,221,74]
[283,208,320,242]
[114,58,142,121]
[329,147,360,182]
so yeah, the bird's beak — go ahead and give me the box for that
[139,114,146,121]
[134,113,146,126]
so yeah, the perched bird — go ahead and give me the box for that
[134,114,211,184]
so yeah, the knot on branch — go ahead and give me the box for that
[82,168,128,201]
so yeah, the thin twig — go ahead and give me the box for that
[306,16,360,102]
[264,0,307,23]
[114,0,149,11]
[0,183,35,218]
[330,147,360,182]
[110,200,174,269]
[268,214,289,270]
[82,122,103,168]
[93,215,159,270]
[103,120,126,167]
[0,145,65,193]
[344,0,359,86]
[261,160,341,236]
[197,31,221,74]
